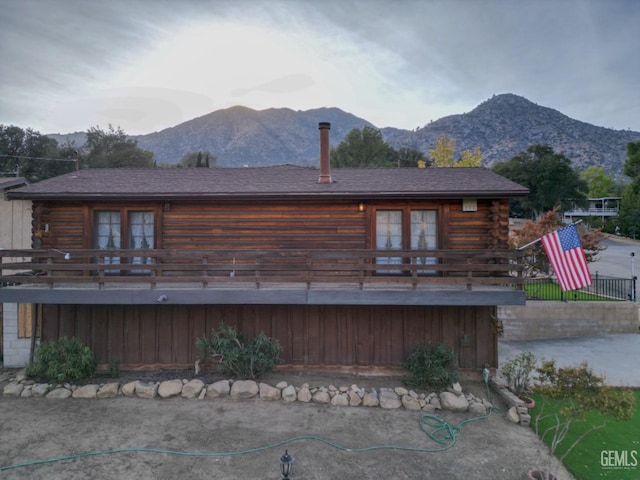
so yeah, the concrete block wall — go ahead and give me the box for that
[2,303,32,367]
[498,301,640,341]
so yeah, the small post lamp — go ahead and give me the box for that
[279,449,294,479]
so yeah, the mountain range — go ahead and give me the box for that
[50,94,640,176]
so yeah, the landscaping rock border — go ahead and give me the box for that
[3,371,493,415]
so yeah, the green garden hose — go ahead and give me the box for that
[0,384,500,473]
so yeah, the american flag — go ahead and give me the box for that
[541,224,592,292]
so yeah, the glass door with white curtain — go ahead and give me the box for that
[411,210,437,274]
[128,211,154,273]
[376,210,403,274]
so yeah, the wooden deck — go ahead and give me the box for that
[1,248,526,306]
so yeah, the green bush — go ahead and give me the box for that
[26,337,97,384]
[196,322,282,380]
[402,342,460,390]
[501,351,537,397]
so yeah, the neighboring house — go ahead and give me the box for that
[0,123,528,370]
[563,197,621,222]
[0,177,31,251]
[0,177,31,361]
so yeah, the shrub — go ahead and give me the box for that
[501,351,537,397]
[26,337,97,384]
[196,322,282,380]
[402,342,460,390]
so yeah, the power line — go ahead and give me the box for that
[0,153,77,162]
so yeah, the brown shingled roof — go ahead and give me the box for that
[7,166,528,200]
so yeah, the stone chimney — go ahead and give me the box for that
[318,122,332,184]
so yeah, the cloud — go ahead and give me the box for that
[1,0,639,134]
[231,73,315,97]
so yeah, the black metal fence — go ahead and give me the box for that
[524,274,637,301]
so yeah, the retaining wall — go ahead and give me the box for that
[498,301,640,341]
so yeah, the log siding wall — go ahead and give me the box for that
[162,201,366,250]
[33,198,511,252]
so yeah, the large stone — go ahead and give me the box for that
[206,380,230,398]
[230,380,259,399]
[20,386,33,398]
[182,379,205,399]
[72,384,98,399]
[46,387,72,399]
[348,391,362,407]
[312,390,331,404]
[394,387,409,396]
[282,385,297,403]
[439,392,469,412]
[401,395,422,411]
[97,383,119,399]
[297,387,312,403]
[379,388,401,409]
[468,402,488,416]
[136,382,158,399]
[506,406,520,423]
[362,389,379,407]
[450,382,463,394]
[32,383,50,397]
[331,393,349,406]
[159,380,184,398]
[3,382,24,397]
[121,381,137,397]
[259,383,281,401]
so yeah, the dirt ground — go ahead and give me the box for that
[0,368,575,480]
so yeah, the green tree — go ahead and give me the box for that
[622,140,640,181]
[396,147,430,167]
[492,144,588,218]
[580,166,616,198]
[618,182,640,238]
[0,125,77,182]
[618,141,640,237]
[178,151,217,168]
[330,126,397,168]
[83,125,154,169]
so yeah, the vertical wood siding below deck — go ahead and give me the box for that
[41,304,497,369]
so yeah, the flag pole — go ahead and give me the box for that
[517,219,583,251]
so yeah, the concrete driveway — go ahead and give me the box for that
[500,333,640,387]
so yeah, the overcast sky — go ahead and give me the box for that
[1,0,638,135]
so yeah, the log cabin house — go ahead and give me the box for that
[0,123,528,371]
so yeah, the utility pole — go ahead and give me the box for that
[631,252,636,302]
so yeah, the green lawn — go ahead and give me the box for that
[524,281,612,301]
[530,390,640,480]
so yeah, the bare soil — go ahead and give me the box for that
[0,367,575,480]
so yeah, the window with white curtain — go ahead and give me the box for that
[128,211,154,270]
[375,208,437,275]
[376,210,403,273]
[95,211,121,269]
[94,209,154,274]
[411,210,437,274]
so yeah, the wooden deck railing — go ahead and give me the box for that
[0,248,525,290]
